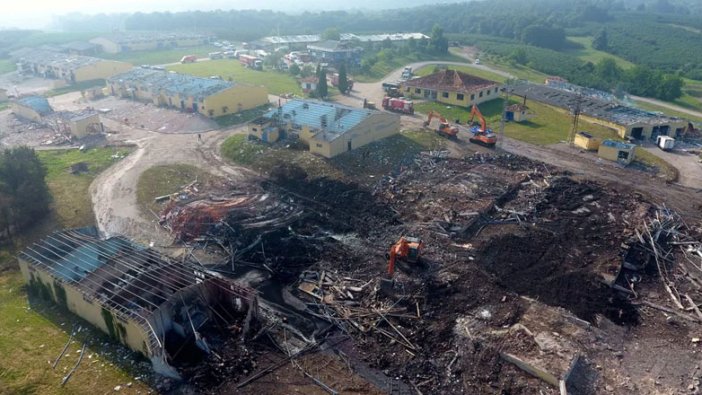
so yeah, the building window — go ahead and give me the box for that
[252,127,258,132]
[442,92,449,98]
[405,87,410,92]
[316,143,323,148]
[470,94,475,101]
[208,109,214,117]
[618,151,629,160]
[486,90,490,95]
[479,91,483,98]
[457,94,464,101]
[415,88,421,94]
[222,106,229,113]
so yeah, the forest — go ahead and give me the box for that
[46,0,702,101]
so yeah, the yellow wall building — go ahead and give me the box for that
[17,50,132,84]
[11,96,53,122]
[598,140,636,165]
[400,69,500,107]
[107,68,269,118]
[249,100,400,158]
[69,112,103,138]
[90,33,211,54]
[18,228,257,379]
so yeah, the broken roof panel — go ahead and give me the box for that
[403,69,499,94]
[18,50,106,70]
[264,99,374,139]
[108,68,235,100]
[507,82,683,127]
[17,95,53,115]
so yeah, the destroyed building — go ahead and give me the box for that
[18,228,258,379]
[508,81,689,140]
[16,50,132,84]
[12,96,53,122]
[106,68,269,118]
[248,99,400,157]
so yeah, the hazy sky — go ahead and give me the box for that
[0,0,455,29]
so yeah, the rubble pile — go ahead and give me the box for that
[155,152,701,394]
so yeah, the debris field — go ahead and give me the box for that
[156,151,702,394]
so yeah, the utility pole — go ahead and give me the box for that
[498,87,510,148]
[569,93,583,146]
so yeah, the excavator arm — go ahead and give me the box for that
[469,105,487,133]
[387,246,398,276]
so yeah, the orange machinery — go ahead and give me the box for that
[424,110,459,140]
[467,104,497,147]
[386,236,423,276]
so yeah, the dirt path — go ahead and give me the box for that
[89,119,253,245]
[631,95,702,119]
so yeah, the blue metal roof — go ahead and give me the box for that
[17,96,52,115]
[264,100,374,140]
[601,139,635,150]
[20,227,147,283]
[109,68,235,101]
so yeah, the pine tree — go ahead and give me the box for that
[316,64,328,99]
[337,63,349,94]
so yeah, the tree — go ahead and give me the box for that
[316,64,328,98]
[521,24,566,50]
[509,48,528,65]
[337,63,349,94]
[428,24,449,55]
[289,63,301,76]
[0,147,51,237]
[658,74,684,100]
[595,58,622,85]
[321,27,341,41]
[592,29,609,51]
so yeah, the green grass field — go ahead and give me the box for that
[414,98,619,145]
[632,99,702,124]
[0,59,16,74]
[136,164,214,216]
[354,52,465,83]
[415,63,507,82]
[0,146,151,394]
[101,45,218,65]
[566,36,635,69]
[168,59,302,96]
[221,130,446,185]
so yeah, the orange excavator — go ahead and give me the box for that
[386,236,423,276]
[424,111,459,140]
[467,104,497,147]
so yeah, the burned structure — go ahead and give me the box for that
[18,228,258,379]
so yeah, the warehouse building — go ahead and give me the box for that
[19,228,257,378]
[90,32,212,54]
[16,50,132,84]
[508,82,688,141]
[106,68,269,118]
[248,99,400,158]
[12,95,53,121]
[400,69,501,107]
[306,40,363,65]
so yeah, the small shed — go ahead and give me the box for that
[573,131,600,151]
[505,103,532,122]
[598,140,636,165]
[298,76,318,94]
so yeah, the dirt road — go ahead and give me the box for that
[632,95,702,119]
[89,118,253,245]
